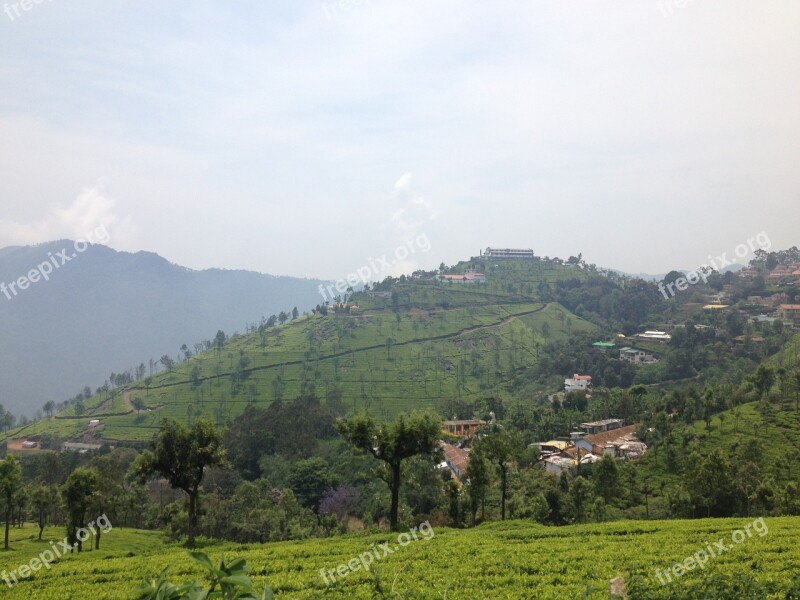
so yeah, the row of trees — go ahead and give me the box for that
[0,454,121,552]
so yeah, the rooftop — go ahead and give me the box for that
[580,418,624,428]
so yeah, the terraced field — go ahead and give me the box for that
[8,296,596,443]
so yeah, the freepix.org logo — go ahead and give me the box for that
[1,225,110,301]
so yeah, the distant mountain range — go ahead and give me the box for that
[0,242,327,417]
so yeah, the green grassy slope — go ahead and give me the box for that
[1,517,798,598]
[6,259,599,443]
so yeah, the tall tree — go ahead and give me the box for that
[132,418,225,547]
[159,354,176,372]
[88,455,124,549]
[214,330,227,352]
[593,455,621,503]
[337,411,441,529]
[474,426,520,520]
[750,365,776,400]
[0,456,22,549]
[31,484,56,540]
[61,467,100,552]
[465,452,491,525]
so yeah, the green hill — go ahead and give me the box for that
[6,258,599,443]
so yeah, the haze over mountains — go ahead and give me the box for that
[0,241,327,417]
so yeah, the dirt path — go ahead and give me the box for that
[122,388,133,410]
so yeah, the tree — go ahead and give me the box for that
[750,365,776,401]
[289,457,333,511]
[88,455,124,549]
[465,453,491,525]
[160,355,176,372]
[132,419,226,547]
[31,484,56,540]
[131,397,146,416]
[474,427,520,520]
[0,456,22,549]
[337,411,441,530]
[61,467,100,552]
[593,455,621,503]
[43,400,56,418]
[214,330,227,352]
[278,311,289,325]
[793,369,800,412]
[292,306,299,320]
[568,476,593,523]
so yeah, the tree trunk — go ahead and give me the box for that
[95,527,101,550]
[500,463,507,521]
[187,490,197,547]
[4,503,10,550]
[389,463,401,530]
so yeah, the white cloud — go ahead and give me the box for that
[0,179,134,246]
[390,172,440,240]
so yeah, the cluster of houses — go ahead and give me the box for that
[740,264,800,283]
[438,416,647,482]
[734,263,800,329]
[535,419,647,476]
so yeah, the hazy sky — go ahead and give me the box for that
[1,1,798,280]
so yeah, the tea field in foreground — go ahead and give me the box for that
[2,517,799,599]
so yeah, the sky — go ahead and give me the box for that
[1,1,799,281]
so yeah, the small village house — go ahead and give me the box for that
[565,374,592,393]
[443,419,486,437]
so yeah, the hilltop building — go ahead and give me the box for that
[481,247,535,259]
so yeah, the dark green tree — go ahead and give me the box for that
[61,467,100,552]
[593,455,621,503]
[132,418,226,547]
[0,455,22,549]
[474,427,521,521]
[337,411,441,529]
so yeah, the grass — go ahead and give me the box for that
[5,281,599,442]
[1,517,799,598]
